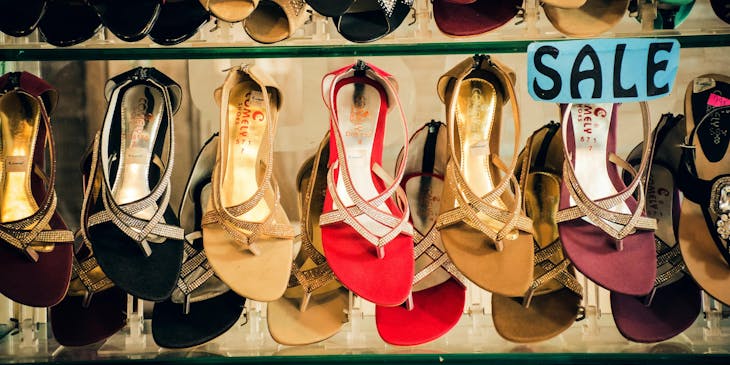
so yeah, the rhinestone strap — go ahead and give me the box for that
[411,228,464,287]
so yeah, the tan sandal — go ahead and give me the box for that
[435,55,534,297]
[200,0,259,23]
[202,64,295,302]
[267,132,349,346]
[243,0,308,44]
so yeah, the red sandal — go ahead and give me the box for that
[319,61,414,306]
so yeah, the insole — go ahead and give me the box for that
[455,78,514,239]
[209,0,255,18]
[245,1,289,42]
[571,103,630,228]
[222,80,272,224]
[111,84,163,223]
[695,105,730,178]
[335,81,392,237]
[645,165,682,286]
[0,92,41,223]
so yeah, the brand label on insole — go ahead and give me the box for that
[234,91,265,147]
[346,91,373,144]
[130,95,152,149]
[708,93,730,108]
[572,103,611,152]
[5,156,26,172]
[126,147,149,165]
[694,77,717,93]
[645,175,669,220]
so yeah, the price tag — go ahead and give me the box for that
[527,38,680,103]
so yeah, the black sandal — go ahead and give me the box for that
[89,0,163,42]
[38,0,102,47]
[0,0,46,37]
[82,67,185,301]
[149,0,210,46]
[333,0,412,43]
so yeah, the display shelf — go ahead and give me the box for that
[0,33,729,61]
[1,311,730,365]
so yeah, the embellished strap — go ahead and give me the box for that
[412,228,464,287]
[70,237,115,308]
[175,231,216,314]
[522,239,583,307]
[435,55,533,251]
[555,102,657,248]
[201,65,294,255]
[319,61,413,258]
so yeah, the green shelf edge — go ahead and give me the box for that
[11,353,730,365]
[0,34,728,61]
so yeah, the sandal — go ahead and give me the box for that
[557,103,657,296]
[149,0,210,46]
[611,113,701,343]
[319,60,413,306]
[435,55,534,297]
[84,67,185,301]
[202,64,295,302]
[243,0,308,44]
[38,0,103,47]
[543,0,629,37]
[678,74,730,305]
[89,0,162,42]
[306,0,355,17]
[432,0,521,37]
[333,0,412,43]
[0,71,74,307]
[375,121,466,346]
[491,121,583,343]
[0,0,46,37]
[152,133,246,349]
[199,0,258,23]
[712,0,730,24]
[51,142,128,347]
[267,132,349,346]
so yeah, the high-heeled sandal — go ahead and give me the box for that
[243,0,308,44]
[0,0,46,37]
[152,133,245,349]
[319,60,414,306]
[333,0,412,43]
[435,55,534,297]
[542,0,629,37]
[83,67,185,301]
[51,141,128,347]
[432,0,521,37]
[612,113,701,343]
[268,132,349,346]
[492,121,583,343]
[199,0,259,23]
[149,0,210,46]
[38,0,103,47]
[678,74,730,305]
[0,71,74,307]
[202,64,295,302]
[306,0,355,17]
[89,0,163,42]
[557,102,657,296]
[375,121,466,346]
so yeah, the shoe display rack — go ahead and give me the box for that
[1,0,730,364]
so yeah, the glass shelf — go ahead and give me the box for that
[1,33,729,61]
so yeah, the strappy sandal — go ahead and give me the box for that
[268,132,349,346]
[51,146,127,347]
[149,0,210,46]
[199,0,258,22]
[306,0,355,17]
[202,64,295,302]
[84,67,185,301]
[491,121,583,343]
[38,0,103,47]
[611,113,701,343]
[678,74,730,305]
[557,103,657,296]
[243,0,308,44]
[435,55,534,297]
[319,60,414,306]
[375,121,466,346]
[543,0,629,37]
[89,0,162,42]
[0,71,74,307]
[333,0,412,43]
[0,0,46,37]
[152,134,245,349]
[432,0,521,37]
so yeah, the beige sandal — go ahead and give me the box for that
[199,0,259,23]
[243,0,308,44]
